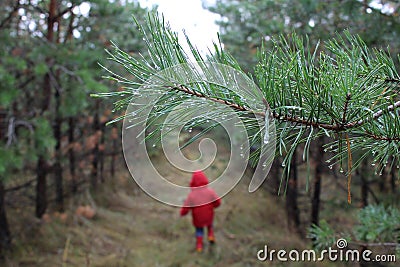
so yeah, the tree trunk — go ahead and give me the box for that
[360,160,369,208]
[35,157,47,218]
[53,66,63,211]
[0,181,11,258]
[0,110,11,256]
[36,0,57,218]
[91,145,99,189]
[110,127,118,178]
[99,122,105,183]
[267,157,282,195]
[68,117,77,193]
[90,100,100,189]
[390,159,397,194]
[379,166,387,193]
[311,138,324,226]
[41,0,57,112]
[285,150,300,234]
[54,0,64,212]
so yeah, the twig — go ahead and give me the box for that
[62,235,71,267]
[6,117,34,147]
[5,178,36,192]
[351,100,400,128]
[365,131,400,141]
[54,6,75,22]
[342,93,352,124]
[171,84,400,135]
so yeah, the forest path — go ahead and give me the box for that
[53,150,329,267]
[6,132,339,267]
[85,170,296,267]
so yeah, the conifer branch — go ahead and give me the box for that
[365,131,400,142]
[350,100,400,128]
[172,83,399,138]
[100,14,400,179]
[341,93,352,124]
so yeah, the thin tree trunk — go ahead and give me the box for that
[99,122,105,183]
[68,117,77,193]
[285,150,300,234]
[267,157,282,194]
[390,159,397,194]
[36,0,57,218]
[91,145,99,189]
[0,110,11,256]
[311,138,324,226]
[379,166,387,193]
[110,127,118,178]
[54,1,64,212]
[41,0,56,112]
[91,100,100,189]
[35,157,47,218]
[54,89,63,212]
[360,160,369,208]
[0,180,11,258]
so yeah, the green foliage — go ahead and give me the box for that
[354,204,400,242]
[208,0,400,69]
[0,66,18,106]
[0,0,152,182]
[33,117,56,158]
[100,13,400,182]
[78,69,109,93]
[308,204,400,249]
[256,31,400,173]
[307,220,338,251]
[33,63,49,76]
[97,13,267,157]
[0,146,23,181]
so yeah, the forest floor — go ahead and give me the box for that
[3,175,355,266]
[3,133,367,267]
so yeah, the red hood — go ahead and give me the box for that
[190,171,209,188]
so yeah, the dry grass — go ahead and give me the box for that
[3,132,362,267]
[3,169,353,267]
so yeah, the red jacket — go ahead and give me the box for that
[180,171,221,227]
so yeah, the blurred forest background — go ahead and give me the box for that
[0,0,399,266]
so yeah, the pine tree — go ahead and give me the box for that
[207,0,400,70]
[0,0,152,254]
[98,13,399,202]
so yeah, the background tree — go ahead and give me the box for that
[207,0,400,70]
[0,0,151,255]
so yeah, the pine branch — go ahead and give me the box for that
[99,13,400,181]
[384,77,400,85]
[172,83,399,135]
[169,84,264,116]
[341,93,351,124]
[365,131,400,142]
[350,100,400,128]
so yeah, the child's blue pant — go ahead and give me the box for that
[195,225,212,237]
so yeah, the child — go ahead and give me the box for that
[180,170,221,252]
